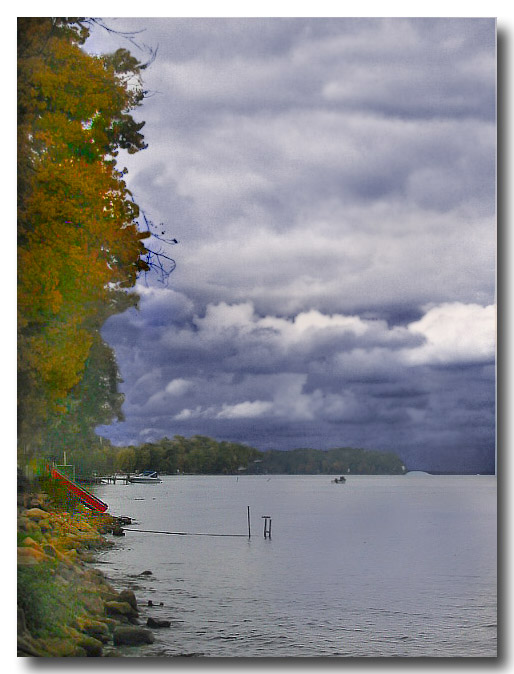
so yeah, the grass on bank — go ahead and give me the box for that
[18,561,84,638]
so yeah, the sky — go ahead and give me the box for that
[86,17,496,473]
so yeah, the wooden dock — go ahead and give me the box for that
[76,474,131,485]
[100,474,131,484]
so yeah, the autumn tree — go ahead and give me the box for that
[18,18,151,455]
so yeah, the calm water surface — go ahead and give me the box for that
[93,475,496,657]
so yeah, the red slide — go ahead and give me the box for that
[50,466,108,513]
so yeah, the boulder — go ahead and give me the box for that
[42,543,57,558]
[17,516,30,531]
[118,589,138,612]
[104,600,138,619]
[80,533,103,547]
[146,617,171,628]
[77,635,103,657]
[17,546,47,565]
[25,508,50,520]
[40,635,88,657]
[102,617,118,632]
[112,626,155,646]
[83,568,108,587]
[82,620,111,643]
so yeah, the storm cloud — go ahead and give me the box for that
[88,18,496,472]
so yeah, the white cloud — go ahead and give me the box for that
[217,400,273,419]
[171,375,358,423]
[404,303,496,365]
[165,378,193,396]
[139,427,158,437]
[173,407,200,421]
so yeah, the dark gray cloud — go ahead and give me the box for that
[99,294,495,472]
[87,18,496,472]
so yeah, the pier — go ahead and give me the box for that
[100,474,131,484]
[76,474,131,485]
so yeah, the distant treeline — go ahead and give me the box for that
[115,436,261,475]
[247,447,406,475]
[59,435,405,476]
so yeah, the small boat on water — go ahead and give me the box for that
[332,476,346,484]
[128,470,162,484]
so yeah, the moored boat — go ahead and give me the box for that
[128,470,162,483]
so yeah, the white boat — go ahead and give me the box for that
[128,470,162,483]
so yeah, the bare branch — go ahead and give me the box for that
[85,18,158,70]
[136,206,178,286]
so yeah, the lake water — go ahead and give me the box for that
[93,474,497,658]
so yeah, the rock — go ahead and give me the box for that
[146,617,171,628]
[17,516,30,531]
[112,626,155,646]
[25,508,50,520]
[17,546,47,565]
[42,543,57,558]
[83,568,107,586]
[42,637,88,657]
[77,635,103,657]
[26,498,44,509]
[140,570,153,576]
[104,600,138,619]
[81,620,111,643]
[102,617,118,632]
[118,589,138,612]
[60,535,80,550]
[24,520,39,533]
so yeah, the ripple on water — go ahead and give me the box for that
[94,475,497,657]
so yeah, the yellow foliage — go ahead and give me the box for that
[18,19,148,441]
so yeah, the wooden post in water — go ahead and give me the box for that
[262,515,271,539]
[247,506,251,539]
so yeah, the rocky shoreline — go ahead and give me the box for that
[17,491,164,657]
